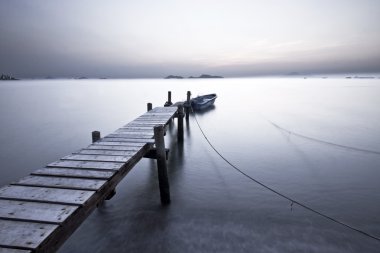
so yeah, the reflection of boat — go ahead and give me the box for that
[191,94,217,110]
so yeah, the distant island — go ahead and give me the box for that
[189,74,223,78]
[165,74,223,79]
[165,75,184,79]
[0,74,18,80]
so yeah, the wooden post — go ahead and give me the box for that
[168,91,172,105]
[147,103,152,111]
[177,104,184,142]
[186,91,191,120]
[92,131,101,143]
[154,125,170,205]
[164,91,173,107]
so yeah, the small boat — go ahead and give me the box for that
[191,93,217,110]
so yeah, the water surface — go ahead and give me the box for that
[0,78,379,252]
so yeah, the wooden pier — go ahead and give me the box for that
[0,103,183,253]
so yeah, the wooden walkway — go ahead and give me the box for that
[0,106,180,253]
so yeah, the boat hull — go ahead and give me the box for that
[191,94,217,110]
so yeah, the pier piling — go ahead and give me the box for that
[147,103,153,111]
[154,125,171,205]
[177,104,184,142]
[92,131,101,143]
[164,91,173,107]
[185,91,191,120]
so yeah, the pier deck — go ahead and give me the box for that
[0,106,179,253]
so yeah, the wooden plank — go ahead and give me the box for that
[104,134,154,139]
[111,132,154,137]
[31,168,115,180]
[150,107,178,113]
[0,186,94,206]
[117,126,154,130]
[47,160,124,171]
[127,121,167,124]
[62,154,132,163]
[94,141,152,145]
[109,131,154,135]
[105,133,154,138]
[0,220,57,250]
[142,112,174,116]
[13,176,107,191]
[136,116,172,120]
[125,122,165,126]
[0,199,77,224]
[131,119,168,123]
[98,139,154,144]
[76,149,138,156]
[86,145,143,151]
[0,248,31,253]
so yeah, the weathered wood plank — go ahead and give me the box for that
[0,248,31,253]
[94,141,151,145]
[85,145,143,151]
[0,220,57,250]
[117,126,154,131]
[98,139,154,144]
[0,199,77,224]
[126,121,166,125]
[31,168,115,180]
[62,154,132,163]
[105,134,154,139]
[150,107,178,113]
[136,116,172,120]
[13,176,107,191]
[76,149,138,156]
[108,131,154,136]
[104,134,154,140]
[47,160,124,171]
[141,112,174,116]
[0,186,94,206]
[131,119,168,123]
[125,123,165,126]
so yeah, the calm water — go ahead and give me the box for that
[0,78,380,252]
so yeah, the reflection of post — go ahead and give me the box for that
[154,125,171,205]
[185,91,191,121]
[177,104,184,142]
[92,131,101,143]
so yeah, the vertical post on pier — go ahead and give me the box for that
[185,91,191,120]
[168,91,172,105]
[177,104,184,142]
[147,103,152,112]
[154,125,171,205]
[92,131,101,143]
[165,91,173,107]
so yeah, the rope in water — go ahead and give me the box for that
[266,119,380,155]
[190,108,380,242]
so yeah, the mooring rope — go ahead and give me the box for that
[266,119,380,155]
[190,110,380,242]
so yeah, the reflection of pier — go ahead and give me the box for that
[0,100,186,252]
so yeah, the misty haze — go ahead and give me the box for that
[0,1,379,253]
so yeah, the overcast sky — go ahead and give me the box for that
[1,0,379,78]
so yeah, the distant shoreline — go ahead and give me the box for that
[165,74,224,79]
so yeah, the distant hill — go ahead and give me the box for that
[189,74,224,78]
[164,74,223,79]
[0,74,18,80]
[165,75,184,79]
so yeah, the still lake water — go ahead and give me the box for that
[0,78,380,252]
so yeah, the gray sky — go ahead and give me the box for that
[1,0,380,78]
